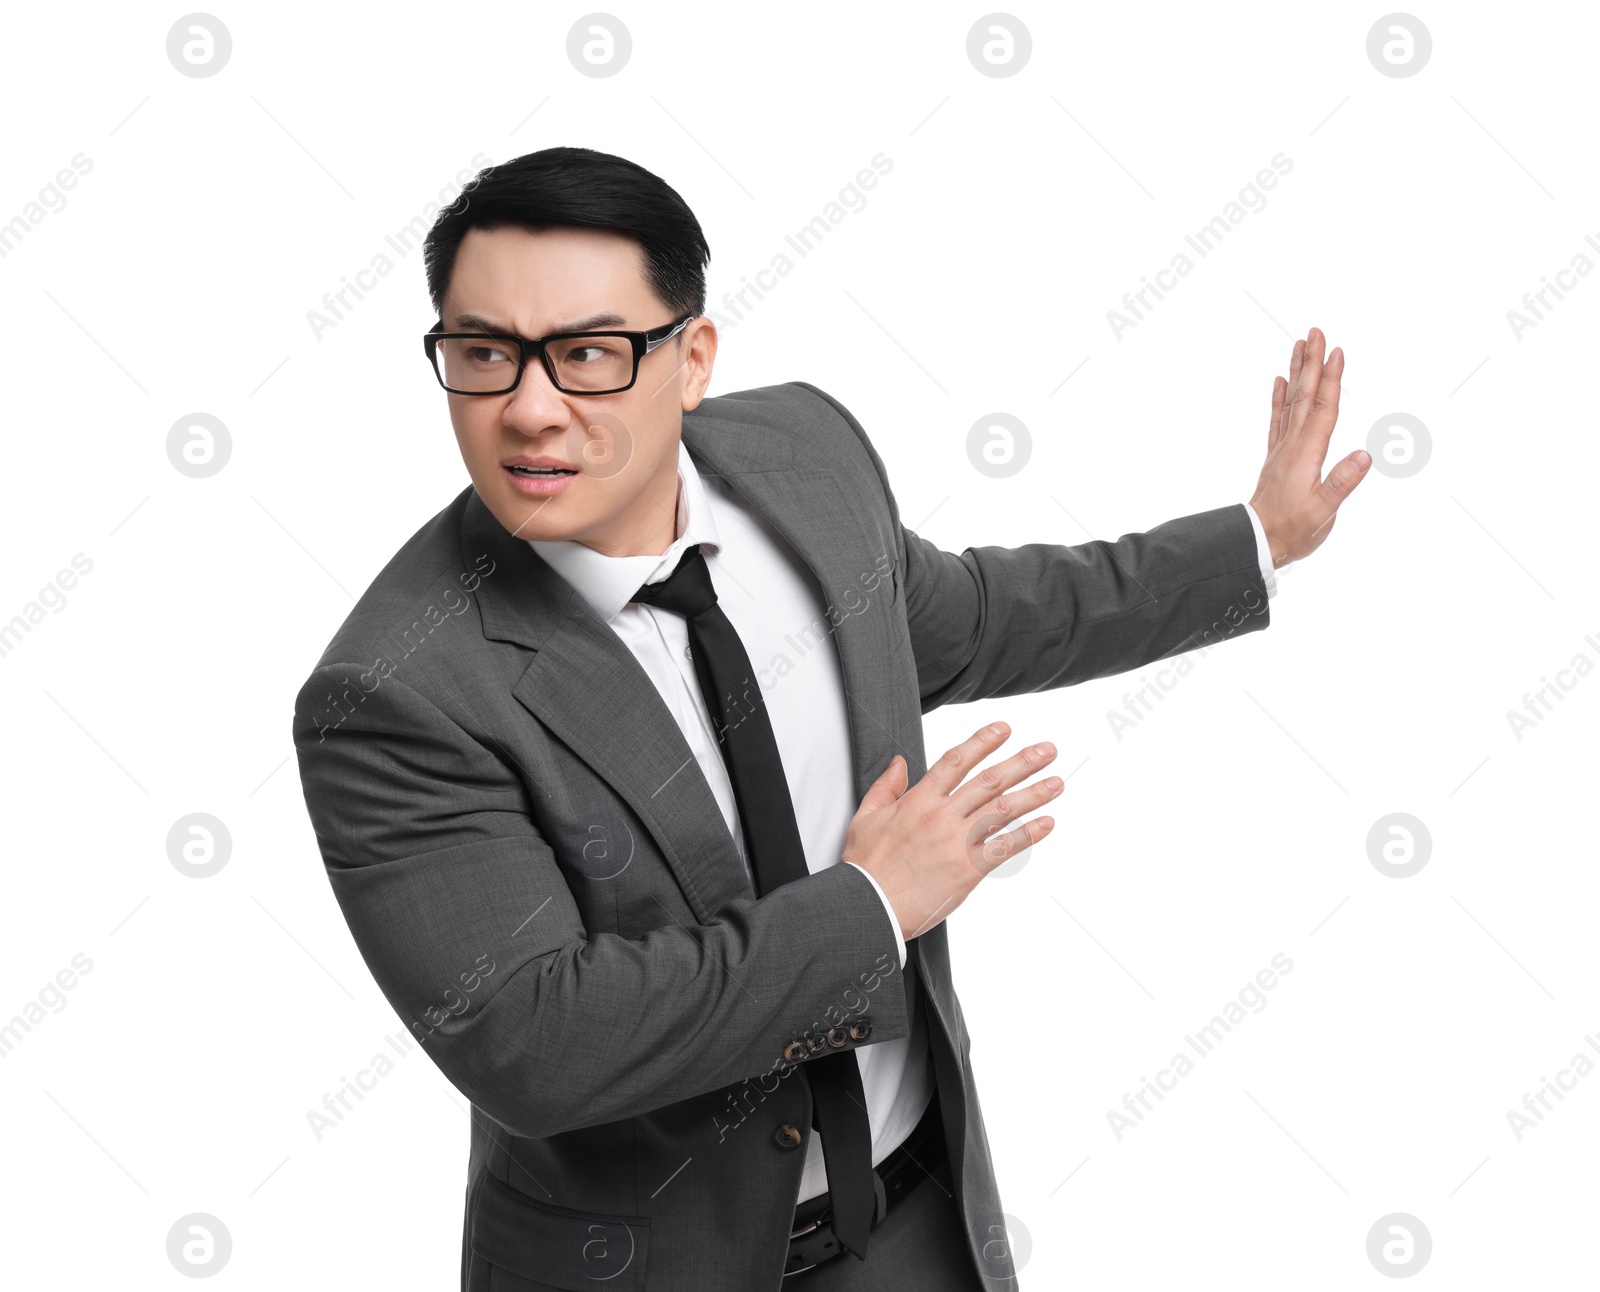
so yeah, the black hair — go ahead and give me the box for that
[422,146,710,322]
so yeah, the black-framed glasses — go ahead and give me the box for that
[422,315,693,396]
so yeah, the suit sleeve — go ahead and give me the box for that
[843,862,907,968]
[791,382,1272,713]
[293,666,908,1141]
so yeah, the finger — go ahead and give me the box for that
[1279,339,1305,442]
[1314,447,1371,513]
[1268,375,1286,450]
[976,815,1055,874]
[1285,327,1325,442]
[1298,345,1344,469]
[917,722,1011,798]
[946,740,1058,816]
[967,773,1064,848]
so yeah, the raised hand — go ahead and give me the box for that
[1249,326,1371,568]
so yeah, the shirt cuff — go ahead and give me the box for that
[842,861,907,969]
[1243,501,1278,600]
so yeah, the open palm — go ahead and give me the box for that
[1249,326,1371,567]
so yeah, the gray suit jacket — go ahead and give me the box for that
[292,382,1270,1290]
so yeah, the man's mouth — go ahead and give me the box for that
[507,465,577,477]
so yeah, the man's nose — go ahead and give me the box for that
[502,355,572,435]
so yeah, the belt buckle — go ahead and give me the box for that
[783,1172,888,1279]
[784,1209,826,1278]
[784,1217,820,1279]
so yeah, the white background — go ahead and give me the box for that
[2,1,1595,1286]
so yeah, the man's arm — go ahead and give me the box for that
[794,384,1269,713]
[897,506,1270,710]
[797,325,1367,713]
[293,665,908,1141]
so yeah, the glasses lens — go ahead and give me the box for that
[546,335,635,392]
[435,336,521,392]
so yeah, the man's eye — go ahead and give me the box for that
[569,346,607,363]
[467,347,511,364]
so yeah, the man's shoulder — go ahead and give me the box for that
[301,483,490,677]
[686,381,888,479]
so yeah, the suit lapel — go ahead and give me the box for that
[459,398,909,923]
[687,459,908,805]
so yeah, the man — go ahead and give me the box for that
[293,145,1368,1291]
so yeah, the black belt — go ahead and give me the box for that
[783,1089,946,1278]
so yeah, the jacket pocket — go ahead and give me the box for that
[470,1171,651,1291]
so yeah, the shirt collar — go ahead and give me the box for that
[525,438,722,623]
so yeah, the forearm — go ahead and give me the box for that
[904,503,1270,711]
[378,856,907,1140]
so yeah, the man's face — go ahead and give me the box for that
[439,225,716,556]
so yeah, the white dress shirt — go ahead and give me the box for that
[529,439,1279,1203]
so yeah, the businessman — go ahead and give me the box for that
[293,145,1369,1290]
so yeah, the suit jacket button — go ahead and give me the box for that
[783,1041,808,1063]
[774,1123,803,1150]
[804,1034,826,1055]
[826,1026,848,1048]
[848,1019,873,1042]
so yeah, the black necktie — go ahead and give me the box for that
[632,543,878,1261]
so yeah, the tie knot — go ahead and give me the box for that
[632,544,718,619]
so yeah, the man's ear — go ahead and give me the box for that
[679,317,719,411]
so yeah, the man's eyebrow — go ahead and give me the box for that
[448,310,630,336]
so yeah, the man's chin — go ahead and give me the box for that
[483,485,583,544]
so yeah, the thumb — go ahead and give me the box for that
[857,754,907,814]
[1317,449,1371,509]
